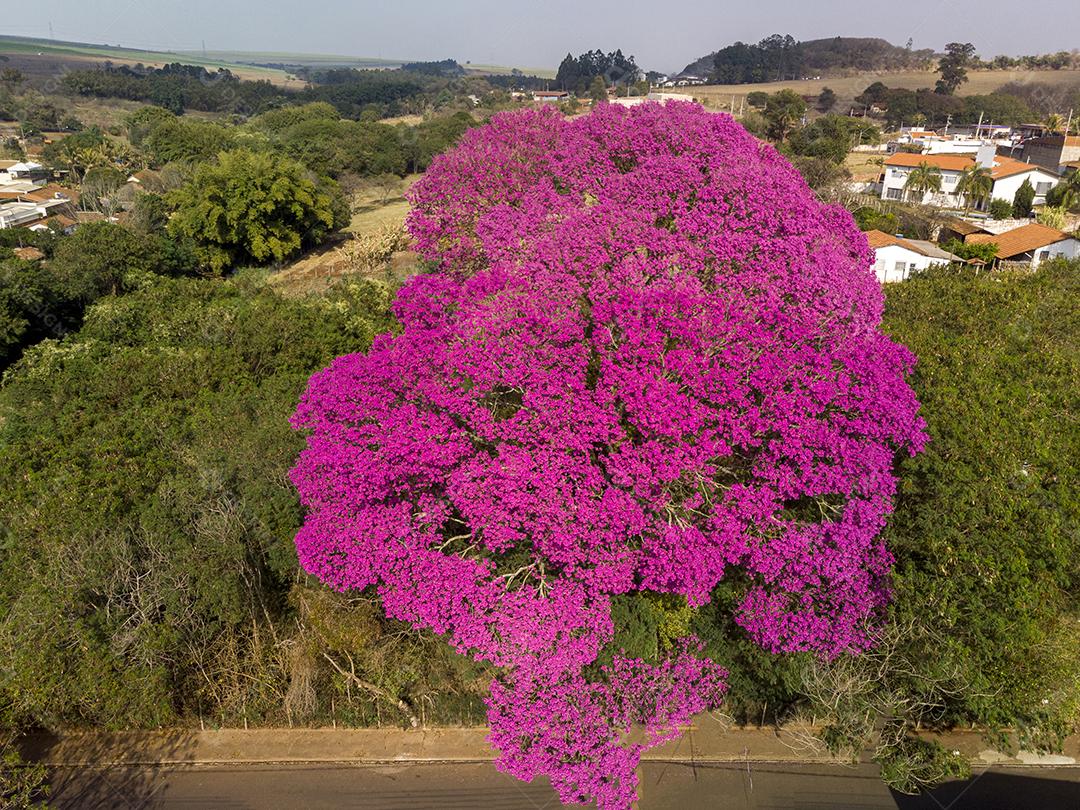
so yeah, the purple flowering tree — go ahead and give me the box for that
[290,103,926,808]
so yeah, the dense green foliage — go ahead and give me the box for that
[60,61,523,121]
[787,114,879,163]
[856,80,1039,128]
[989,198,1014,219]
[0,274,490,729]
[941,238,998,263]
[882,260,1080,739]
[166,149,343,273]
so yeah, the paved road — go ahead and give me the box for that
[45,762,1080,810]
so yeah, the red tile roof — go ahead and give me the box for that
[884,152,1052,180]
[967,223,1073,258]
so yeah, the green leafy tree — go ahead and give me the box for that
[0,254,67,367]
[125,105,177,146]
[787,114,879,164]
[746,90,769,108]
[1012,177,1035,218]
[935,42,976,95]
[1,733,50,809]
[1035,205,1067,229]
[802,260,1080,792]
[50,221,165,300]
[762,89,806,142]
[80,165,127,213]
[167,148,340,273]
[0,67,24,87]
[851,206,899,233]
[989,197,1013,219]
[142,118,237,165]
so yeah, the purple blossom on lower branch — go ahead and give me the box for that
[290,102,926,809]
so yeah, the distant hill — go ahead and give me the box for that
[680,36,937,81]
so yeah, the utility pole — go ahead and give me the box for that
[976,111,984,140]
[1066,108,1074,136]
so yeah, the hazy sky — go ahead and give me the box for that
[5,0,1079,73]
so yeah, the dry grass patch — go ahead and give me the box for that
[269,174,424,296]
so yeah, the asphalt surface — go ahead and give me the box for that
[42,762,1080,810]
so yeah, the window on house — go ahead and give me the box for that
[1038,251,1050,261]
[894,261,907,274]
[1036,182,1051,195]
[886,188,902,200]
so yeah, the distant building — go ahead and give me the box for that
[647,92,696,104]
[880,147,1060,209]
[966,223,1080,268]
[1018,134,1080,174]
[0,161,47,184]
[0,198,71,229]
[865,229,962,283]
[532,90,569,104]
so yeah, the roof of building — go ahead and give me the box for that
[967,223,1076,257]
[0,184,77,204]
[7,161,44,172]
[864,229,962,261]
[0,159,19,170]
[885,152,972,172]
[883,152,1054,180]
[533,90,569,97]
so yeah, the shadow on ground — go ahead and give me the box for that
[894,769,1080,810]
[18,729,197,810]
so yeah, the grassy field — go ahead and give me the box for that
[844,150,888,182]
[682,69,1080,111]
[0,35,556,86]
[188,50,404,70]
[0,35,304,86]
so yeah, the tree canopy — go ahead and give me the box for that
[167,148,342,273]
[294,105,925,808]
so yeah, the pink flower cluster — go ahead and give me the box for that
[290,102,925,808]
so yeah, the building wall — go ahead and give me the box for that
[1021,136,1080,172]
[880,166,963,205]
[872,244,948,283]
[990,169,1059,205]
[1030,238,1080,269]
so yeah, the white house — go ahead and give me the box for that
[880,146,1060,209]
[966,223,1080,268]
[865,229,962,282]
